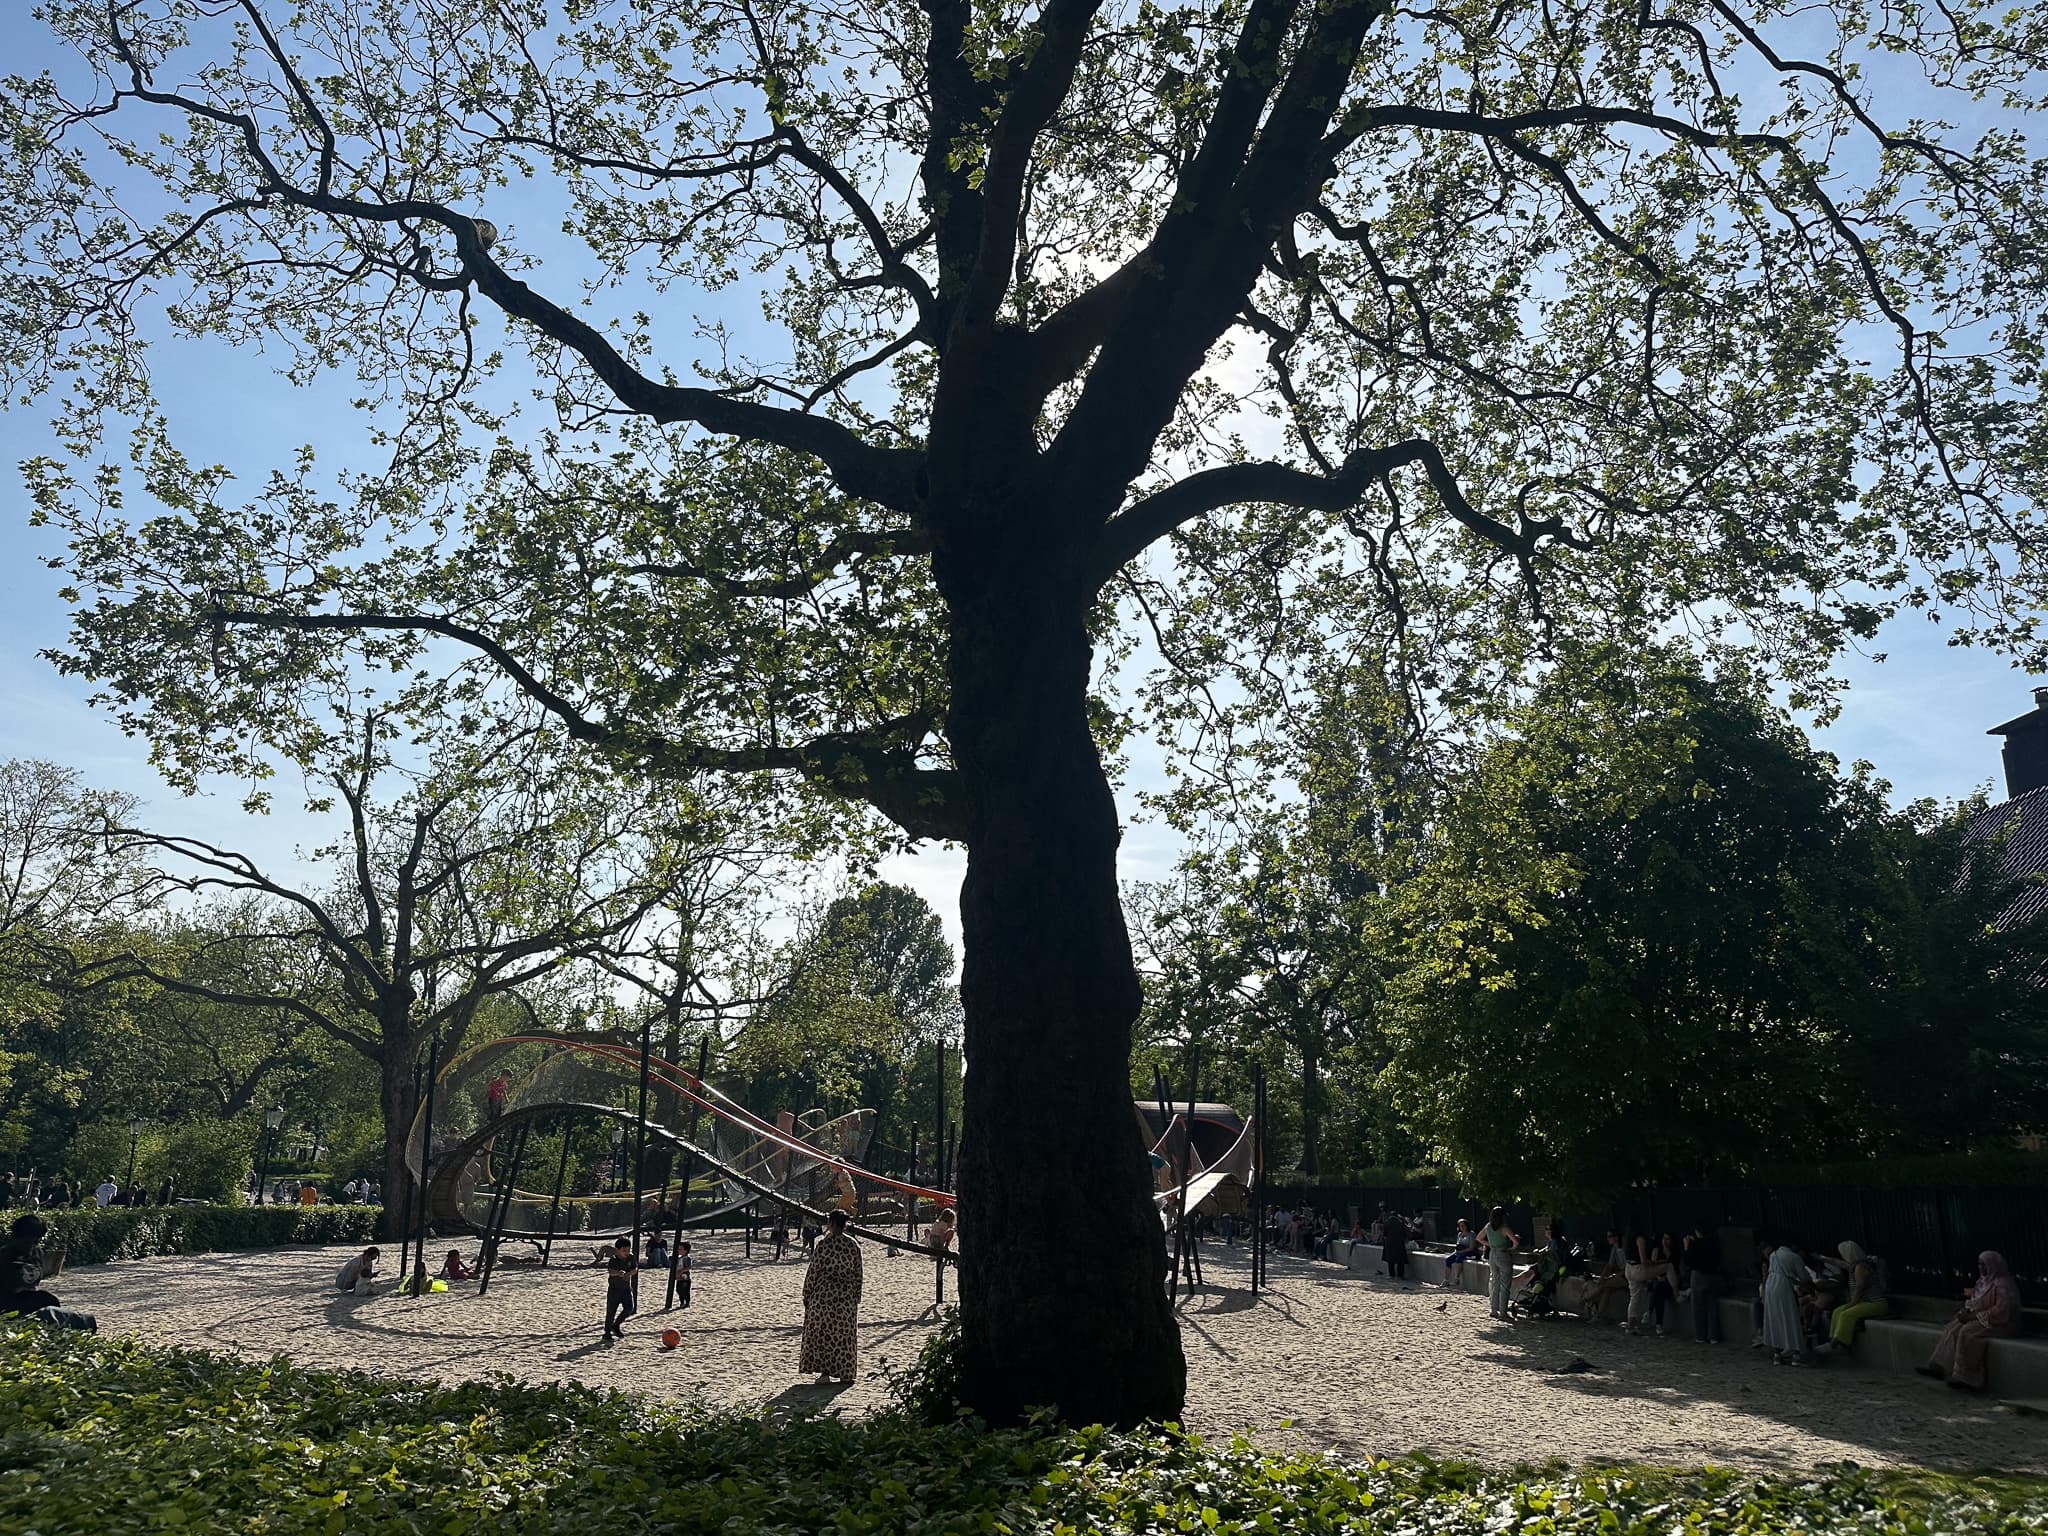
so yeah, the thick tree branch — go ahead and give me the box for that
[774,126,939,331]
[207,602,965,841]
[79,954,377,1057]
[1090,440,1595,587]
[956,0,1106,335]
[620,526,933,598]
[99,7,925,516]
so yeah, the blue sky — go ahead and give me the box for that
[2,10,2041,953]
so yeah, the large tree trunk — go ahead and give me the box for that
[377,1026,418,1241]
[946,557,1186,1426]
[1298,1041,1322,1177]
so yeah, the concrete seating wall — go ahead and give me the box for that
[1302,1240,2048,1399]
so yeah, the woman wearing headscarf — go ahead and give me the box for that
[1823,1240,1889,1350]
[800,1209,864,1383]
[1919,1251,2023,1392]
[1761,1234,1811,1364]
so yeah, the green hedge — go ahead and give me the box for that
[32,1204,380,1267]
[0,1330,2040,1536]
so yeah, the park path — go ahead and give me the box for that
[52,1238,2045,1474]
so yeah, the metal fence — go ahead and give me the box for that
[1259,1178,2048,1307]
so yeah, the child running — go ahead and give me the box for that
[602,1237,637,1339]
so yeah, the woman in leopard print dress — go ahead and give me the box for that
[800,1209,863,1381]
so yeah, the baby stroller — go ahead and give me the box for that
[1512,1243,1588,1320]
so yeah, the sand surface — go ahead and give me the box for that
[52,1239,2044,1474]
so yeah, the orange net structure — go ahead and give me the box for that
[402,1033,954,1255]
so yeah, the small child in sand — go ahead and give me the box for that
[439,1249,473,1282]
[675,1241,692,1309]
[602,1237,637,1339]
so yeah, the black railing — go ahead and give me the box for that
[1258,1178,2048,1307]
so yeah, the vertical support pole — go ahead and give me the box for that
[396,1058,422,1276]
[478,1121,531,1297]
[665,1034,712,1310]
[943,1121,958,1194]
[907,1126,920,1245]
[934,1038,946,1188]
[1180,1049,1201,1290]
[1252,1061,1266,1296]
[541,1116,573,1267]
[632,1011,653,1266]
[410,1036,439,1298]
[1153,1068,1178,1300]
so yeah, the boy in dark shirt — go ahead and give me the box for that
[603,1237,637,1339]
[675,1241,692,1309]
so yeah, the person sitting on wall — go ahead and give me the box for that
[1441,1218,1481,1288]
[1919,1251,2024,1393]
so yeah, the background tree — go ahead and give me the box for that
[1384,651,2048,1199]
[0,759,152,1160]
[90,712,733,1222]
[718,882,960,1162]
[12,0,2048,1419]
[1133,663,1426,1174]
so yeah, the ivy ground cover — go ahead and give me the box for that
[1,1329,2042,1535]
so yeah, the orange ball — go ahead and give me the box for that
[661,1328,681,1350]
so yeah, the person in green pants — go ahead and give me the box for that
[1822,1240,1888,1351]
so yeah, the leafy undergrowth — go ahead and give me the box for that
[1,1329,2042,1535]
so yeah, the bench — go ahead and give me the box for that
[1852,1316,2048,1398]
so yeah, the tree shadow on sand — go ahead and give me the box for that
[1460,1323,2038,1475]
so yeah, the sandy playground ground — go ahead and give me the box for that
[51,1237,2046,1475]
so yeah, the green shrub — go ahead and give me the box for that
[55,1117,257,1203]
[880,1303,963,1424]
[31,1204,379,1267]
[150,1119,257,1203]
[0,1330,2040,1536]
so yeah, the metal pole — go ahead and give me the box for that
[1153,1067,1177,1299]
[907,1125,920,1245]
[541,1116,573,1267]
[1180,1050,1200,1290]
[397,1055,422,1280]
[665,1034,712,1310]
[632,1012,654,1266]
[411,1037,439,1298]
[479,1121,531,1297]
[1252,1061,1266,1296]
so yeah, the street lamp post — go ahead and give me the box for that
[124,1118,143,1192]
[257,1108,284,1206]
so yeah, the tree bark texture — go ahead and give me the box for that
[1299,1043,1322,1177]
[378,1044,415,1238]
[944,519,1186,1425]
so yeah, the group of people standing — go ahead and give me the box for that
[0,1171,172,1211]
